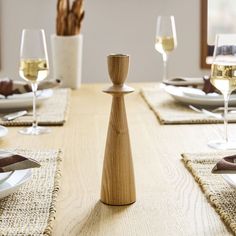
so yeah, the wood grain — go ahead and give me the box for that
[101,54,136,205]
[100,95,136,205]
[56,0,84,36]
[107,54,129,85]
[2,83,234,235]
[56,0,69,36]
[200,0,211,69]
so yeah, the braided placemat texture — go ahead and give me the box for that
[0,149,62,235]
[0,88,71,126]
[140,87,236,125]
[182,151,236,235]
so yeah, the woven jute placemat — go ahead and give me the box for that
[182,151,236,235]
[0,88,70,126]
[0,149,62,235]
[140,87,236,125]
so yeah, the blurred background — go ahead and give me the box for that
[0,0,209,83]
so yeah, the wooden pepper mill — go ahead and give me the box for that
[100,54,136,206]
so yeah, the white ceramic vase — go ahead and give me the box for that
[51,34,83,89]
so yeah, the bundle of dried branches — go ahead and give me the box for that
[56,0,85,36]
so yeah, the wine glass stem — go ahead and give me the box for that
[223,93,230,143]
[162,53,168,80]
[31,83,38,129]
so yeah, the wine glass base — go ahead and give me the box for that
[19,126,51,135]
[208,140,236,150]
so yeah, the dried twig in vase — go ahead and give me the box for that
[56,0,85,36]
[56,0,69,36]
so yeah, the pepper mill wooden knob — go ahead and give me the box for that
[100,54,136,206]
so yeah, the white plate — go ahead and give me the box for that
[0,172,13,185]
[163,77,203,86]
[0,125,8,138]
[165,85,236,106]
[222,174,236,189]
[180,87,220,99]
[0,169,31,199]
[0,89,53,109]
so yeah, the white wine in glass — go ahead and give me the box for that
[155,16,177,81]
[209,34,236,149]
[19,29,50,135]
[19,59,48,83]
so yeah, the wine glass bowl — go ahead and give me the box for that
[19,29,51,135]
[208,34,236,149]
[19,59,49,83]
[155,16,177,81]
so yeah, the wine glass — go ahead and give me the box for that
[208,34,236,149]
[155,16,177,81]
[19,29,50,135]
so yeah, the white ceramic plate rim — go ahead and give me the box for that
[179,87,222,99]
[222,174,236,189]
[0,125,8,138]
[165,85,236,106]
[0,172,13,184]
[0,89,53,109]
[0,169,32,199]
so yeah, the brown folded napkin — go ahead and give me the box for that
[0,151,40,173]
[162,77,204,87]
[163,76,228,95]
[202,75,218,94]
[0,78,61,97]
[212,155,236,174]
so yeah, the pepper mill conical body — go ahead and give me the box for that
[100,54,136,206]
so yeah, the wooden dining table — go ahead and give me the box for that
[2,83,234,235]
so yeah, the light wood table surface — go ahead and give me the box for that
[2,83,234,235]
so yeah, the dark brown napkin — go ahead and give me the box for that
[0,151,40,173]
[162,77,204,87]
[163,76,224,95]
[0,78,61,97]
[202,75,218,94]
[212,155,236,174]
